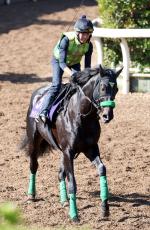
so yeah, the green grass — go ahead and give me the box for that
[0,203,91,230]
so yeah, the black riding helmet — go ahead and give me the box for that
[74,15,94,33]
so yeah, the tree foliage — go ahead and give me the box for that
[96,0,150,70]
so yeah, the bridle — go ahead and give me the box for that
[77,72,117,117]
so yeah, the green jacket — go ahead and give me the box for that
[53,32,89,66]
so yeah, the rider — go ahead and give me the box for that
[39,15,94,123]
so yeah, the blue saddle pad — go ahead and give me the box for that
[30,85,70,122]
[30,93,46,119]
[48,86,69,122]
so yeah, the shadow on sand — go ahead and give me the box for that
[0,72,51,84]
[0,0,97,34]
[89,191,150,207]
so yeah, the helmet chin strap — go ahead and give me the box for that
[88,34,92,42]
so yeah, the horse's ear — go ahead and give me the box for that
[99,64,105,77]
[116,66,123,78]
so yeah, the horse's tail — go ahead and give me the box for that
[19,133,29,150]
[20,133,50,156]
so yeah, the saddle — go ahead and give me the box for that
[30,83,77,123]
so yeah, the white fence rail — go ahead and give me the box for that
[92,25,150,94]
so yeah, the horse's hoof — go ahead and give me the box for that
[101,200,110,217]
[72,216,80,222]
[27,195,36,203]
[101,208,110,217]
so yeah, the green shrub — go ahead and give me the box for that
[96,0,150,70]
[0,203,91,230]
[0,203,22,230]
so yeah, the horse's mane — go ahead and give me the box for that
[71,66,100,87]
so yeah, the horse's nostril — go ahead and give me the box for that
[103,114,108,120]
[102,114,109,123]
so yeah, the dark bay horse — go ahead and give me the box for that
[22,65,122,221]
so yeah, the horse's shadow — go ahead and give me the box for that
[88,191,150,207]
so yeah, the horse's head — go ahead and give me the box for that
[71,64,123,123]
[92,65,123,123]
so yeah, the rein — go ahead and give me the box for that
[80,102,93,117]
[77,85,98,117]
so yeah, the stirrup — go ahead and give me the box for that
[40,114,47,123]
[39,110,48,123]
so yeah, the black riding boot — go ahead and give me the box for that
[39,95,56,123]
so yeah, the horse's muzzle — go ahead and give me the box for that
[100,107,114,123]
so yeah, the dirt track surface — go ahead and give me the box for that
[0,1,150,229]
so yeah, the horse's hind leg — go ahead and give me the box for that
[27,151,38,201]
[58,155,68,206]
[27,133,41,201]
[84,144,109,217]
[62,151,78,221]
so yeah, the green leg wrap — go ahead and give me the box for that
[59,180,68,204]
[28,173,36,195]
[100,176,109,201]
[69,193,78,219]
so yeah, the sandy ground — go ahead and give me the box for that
[0,1,150,229]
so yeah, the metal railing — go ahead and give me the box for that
[92,24,150,94]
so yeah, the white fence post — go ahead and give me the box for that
[92,24,150,94]
[93,37,103,65]
[120,38,130,94]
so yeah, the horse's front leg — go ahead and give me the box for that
[93,155,109,217]
[63,151,78,221]
[84,144,109,217]
[58,155,68,206]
